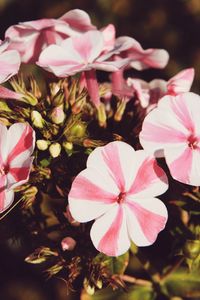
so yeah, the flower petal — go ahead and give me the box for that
[165,144,200,186]
[139,95,190,157]
[167,68,194,95]
[68,167,119,222]
[0,123,8,165]
[0,49,21,83]
[87,141,139,191]
[6,123,35,165]
[127,151,168,198]
[90,205,130,256]
[60,9,96,31]
[125,197,168,246]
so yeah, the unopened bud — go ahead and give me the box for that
[49,143,61,158]
[62,141,73,151]
[36,139,49,151]
[96,280,103,289]
[61,237,76,251]
[22,186,38,208]
[97,103,107,127]
[31,110,44,128]
[114,100,126,122]
[51,106,65,124]
[69,123,86,140]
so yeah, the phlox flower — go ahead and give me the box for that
[0,38,22,100]
[127,68,194,109]
[110,36,169,101]
[5,9,96,63]
[0,123,35,213]
[38,30,129,109]
[68,141,168,256]
[140,92,200,186]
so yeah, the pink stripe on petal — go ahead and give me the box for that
[9,166,30,183]
[70,175,117,204]
[170,95,194,133]
[102,143,125,191]
[141,122,186,143]
[73,34,93,62]
[166,147,193,184]
[7,125,34,164]
[97,205,123,256]
[127,200,166,243]
[128,158,164,195]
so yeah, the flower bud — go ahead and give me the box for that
[61,237,76,251]
[31,110,44,128]
[49,143,61,158]
[68,123,87,142]
[51,106,65,124]
[36,139,49,151]
[62,141,73,151]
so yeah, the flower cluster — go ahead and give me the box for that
[0,8,199,298]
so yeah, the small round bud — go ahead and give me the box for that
[36,139,49,151]
[62,141,73,151]
[61,237,76,251]
[31,110,44,128]
[51,106,65,124]
[49,143,61,158]
[68,123,86,141]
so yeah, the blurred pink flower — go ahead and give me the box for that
[128,68,195,109]
[68,141,168,256]
[0,123,35,213]
[5,9,96,63]
[140,92,200,186]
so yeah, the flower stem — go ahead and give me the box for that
[0,197,24,221]
[84,69,101,108]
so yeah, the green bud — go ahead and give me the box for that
[62,141,73,151]
[36,140,49,151]
[114,100,126,122]
[97,103,107,127]
[49,143,61,158]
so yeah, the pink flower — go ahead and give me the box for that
[0,39,20,84]
[0,123,35,213]
[128,68,195,109]
[109,36,169,70]
[0,38,22,101]
[38,30,129,108]
[68,141,168,256]
[139,92,200,186]
[5,9,95,63]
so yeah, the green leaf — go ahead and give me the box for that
[93,252,129,275]
[161,268,200,298]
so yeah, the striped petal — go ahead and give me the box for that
[0,49,21,83]
[60,9,96,31]
[7,123,35,165]
[0,123,8,166]
[125,197,168,246]
[167,68,194,95]
[165,144,200,186]
[87,141,139,191]
[140,95,191,157]
[68,167,119,222]
[127,151,168,198]
[90,205,130,256]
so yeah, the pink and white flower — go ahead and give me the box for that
[0,38,22,101]
[0,38,20,84]
[5,9,96,63]
[0,123,35,213]
[128,68,195,109]
[38,30,129,108]
[68,141,168,256]
[140,92,200,186]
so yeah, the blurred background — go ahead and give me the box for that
[0,0,200,299]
